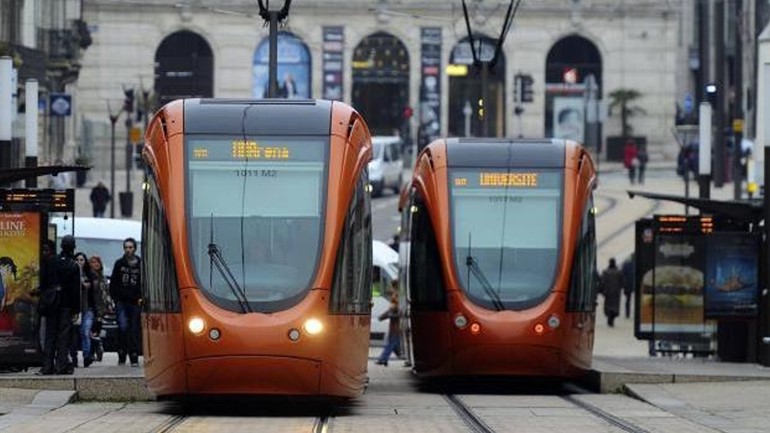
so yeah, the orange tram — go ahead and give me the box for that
[140,99,374,399]
[399,138,598,379]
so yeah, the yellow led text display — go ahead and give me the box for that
[192,148,208,159]
[231,140,290,160]
[479,172,538,187]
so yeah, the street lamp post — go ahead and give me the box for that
[108,101,121,218]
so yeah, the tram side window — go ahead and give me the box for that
[142,174,180,313]
[567,195,597,312]
[330,170,373,314]
[409,193,446,311]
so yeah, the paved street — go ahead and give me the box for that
[2,162,769,432]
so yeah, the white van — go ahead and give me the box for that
[368,136,404,197]
[49,216,142,276]
[371,239,399,345]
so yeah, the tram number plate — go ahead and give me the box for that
[235,169,278,177]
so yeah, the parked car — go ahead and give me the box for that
[370,239,399,345]
[49,216,142,354]
[369,136,404,197]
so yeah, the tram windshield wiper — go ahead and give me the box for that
[208,242,252,314]
[466,255,505,311]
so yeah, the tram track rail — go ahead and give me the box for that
[312,414,331,433]
[444,394,495,433]
[151,414,188,433]
[562,395,652,433]
[595,193,662,250]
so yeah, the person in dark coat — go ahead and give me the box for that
[110,237,142,366]
[621,254,635,319]
[598,258,625,327]
[89,181,110,218]
[38,236,80,375]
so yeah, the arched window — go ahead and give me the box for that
[352,32,410,136]
[544,35,602,143]
[154,30,214,106]
[253,31,311,98]
[448,35,505,138]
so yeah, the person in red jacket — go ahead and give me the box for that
[623,139,639,184]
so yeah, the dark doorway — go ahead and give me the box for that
[544,35,602,142]
[448,36,505,138]
[351,32,410,136]
[154,30,214,106]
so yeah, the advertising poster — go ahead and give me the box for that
[322,27,344,100]
[639,232,715,338]
[553,97,585,143]
[634,219,655,339]
[704,233,759,318]
[0,212,41,363]
[253,32,311,99]
[419,27,442,150]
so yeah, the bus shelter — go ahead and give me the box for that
[0,188,75,370]
[630,190,763,361]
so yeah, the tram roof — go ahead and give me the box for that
[183,99,332,135]
[444,138,566,168]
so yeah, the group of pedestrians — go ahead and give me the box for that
[37,235,142,375]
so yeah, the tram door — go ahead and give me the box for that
[404,192,451,373]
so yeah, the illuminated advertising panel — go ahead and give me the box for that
[703,233,759,318]
[0,212,42,364]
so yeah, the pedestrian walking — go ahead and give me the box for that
[89,181,110,218]
[623,139,639,185]
[598,258,625,327]
[375,286,401,366]
[621,254,635,319]
[110,237,142,366]
[636,145,648,184]
[88,255,112,362]
[72,252,105,367]
[37,236,80,375]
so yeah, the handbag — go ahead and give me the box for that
[37,285,61,316]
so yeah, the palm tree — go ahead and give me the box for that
[608,89,646,137]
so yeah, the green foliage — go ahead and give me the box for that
[608,88,646,137]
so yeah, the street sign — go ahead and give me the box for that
[50,93,71,117]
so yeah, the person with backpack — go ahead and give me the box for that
[37,236,81,375]
[110,237,142,367]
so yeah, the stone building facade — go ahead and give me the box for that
[77,0,688,167]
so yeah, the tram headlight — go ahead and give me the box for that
[188,317,205,334]
[303,318,324,335]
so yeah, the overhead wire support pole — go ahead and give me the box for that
[462,0,520,137]
[257,0,292,98]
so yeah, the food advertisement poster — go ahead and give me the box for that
[0,212,42,363]
[637,229,715,339]
[703,233,759,318]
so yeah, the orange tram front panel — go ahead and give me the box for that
[402,138,597,379]
[141,99,373,398]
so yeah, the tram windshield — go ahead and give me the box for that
[185,136,327,313]
[449,168,563,310]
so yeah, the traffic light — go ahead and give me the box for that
[704,82,718,106]
[123,87,135,113]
